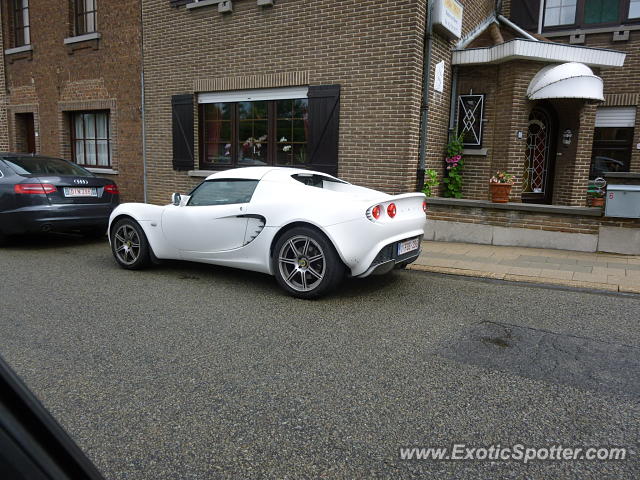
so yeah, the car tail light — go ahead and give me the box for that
[104,184,120,195]
[14,183,57,194]
[387,203,396,218]
[422,200,427,213]
[372,205,381,220]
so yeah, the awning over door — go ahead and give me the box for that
[526,63,603,101]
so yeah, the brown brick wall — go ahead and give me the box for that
[142,0,495,205]
[426,202,640,236]
[1,1,143,202]
[424,0,496,196]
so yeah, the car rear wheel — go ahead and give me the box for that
[273,226,344,299]
[111,219,151,270]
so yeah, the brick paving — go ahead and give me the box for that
[410,241,640,294]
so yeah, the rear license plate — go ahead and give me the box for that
[63,187,98,197]
[398,237,420,256]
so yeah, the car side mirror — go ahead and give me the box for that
[171,192,181,206]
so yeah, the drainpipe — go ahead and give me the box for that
[417,0,433,191]
[448,66,458,136]
[140,4,148,203]
[538,0,545,34]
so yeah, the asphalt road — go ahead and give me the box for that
[1,234,639,479]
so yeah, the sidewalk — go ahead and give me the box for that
[409,241,640,294]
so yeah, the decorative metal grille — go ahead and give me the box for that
[523,108,552,194]
[457,94,484,147]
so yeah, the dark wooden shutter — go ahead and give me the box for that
[171,94,194,171]
[510,0,540,32]
[307,85,340,176]
[169,0,190,7]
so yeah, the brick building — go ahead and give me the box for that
[1,0,144,202]
[141,0,498,206]
[422,0,640,254]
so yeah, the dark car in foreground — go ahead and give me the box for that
[0,154,119,243]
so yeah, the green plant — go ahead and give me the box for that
[442,133,465,198]
[490,171,515,184]
[422,168,439,197]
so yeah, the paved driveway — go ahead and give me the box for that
[1,235,638,479]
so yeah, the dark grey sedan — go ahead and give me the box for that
[0,154,119,242]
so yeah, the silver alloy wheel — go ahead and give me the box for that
[278,235,326,292]
[113,224,141,266]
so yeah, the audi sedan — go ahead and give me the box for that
[0,154,119,243]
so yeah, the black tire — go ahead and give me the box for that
[0,232,6,247]
[272,226,345,299]
[110,218,151,270]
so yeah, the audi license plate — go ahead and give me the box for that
[397,237,420,256]
[63,187,97,197]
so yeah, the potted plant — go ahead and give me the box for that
[422,168,439,197]
[588,188,605,207]
[489,171,514,203]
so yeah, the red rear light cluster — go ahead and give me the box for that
[104,184,120,195]
[423,200,427,213]
[387,203,396,218]
[371,205,381,220]
[14,183,56,194]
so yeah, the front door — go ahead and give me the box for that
[160,179,259,260]
[522,106,556,204]
[16,113,36,153]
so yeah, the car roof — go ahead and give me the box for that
[205,167,335,181]
[0,153,70,162]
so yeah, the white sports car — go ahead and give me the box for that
[108,167,426,298]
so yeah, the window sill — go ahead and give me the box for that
[64,32,101,53]
[63,32,101,44]
[4,45,33,63]
[544,24,640,37]
[5,44,32,55]
[188,170,218,177]
[86,167,118,175]
[462,148,488,156]
[186,0,223,10]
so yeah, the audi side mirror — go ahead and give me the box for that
[171,192,181,206]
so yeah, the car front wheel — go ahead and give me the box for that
[111,218,151,270]
[273,226,344,299]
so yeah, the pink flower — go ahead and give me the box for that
[454,155,461,161]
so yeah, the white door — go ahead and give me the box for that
[161,179,259,258]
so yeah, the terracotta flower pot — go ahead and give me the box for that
[489,182,512,203]
[591,197,604,207]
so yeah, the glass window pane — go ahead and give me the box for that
[188,180,259,207]
[238,102,251,120]
[205,143,231,165]
[96,113,108,138]
[253,101,267,119]
[74,115,84,139]
[205,103,230,121]
[277,119,291,141]
[560,5,577,24]
[84,113,95,139]
[97,140,109,166]
[293,99,308,118]
[86,141,96,165]
[293,144,307,165]
[545,8,561,26]
[631,0,640,18]
[238,122,253,143]
[292,120,307,143]
[585,0,618,24]
[74,140,85,164]
[277,99,292,118]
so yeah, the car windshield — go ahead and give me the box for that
[2,156,94,177]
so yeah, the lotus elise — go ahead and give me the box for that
[108,167,426,298]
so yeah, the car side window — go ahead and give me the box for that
[187,179,259,207]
